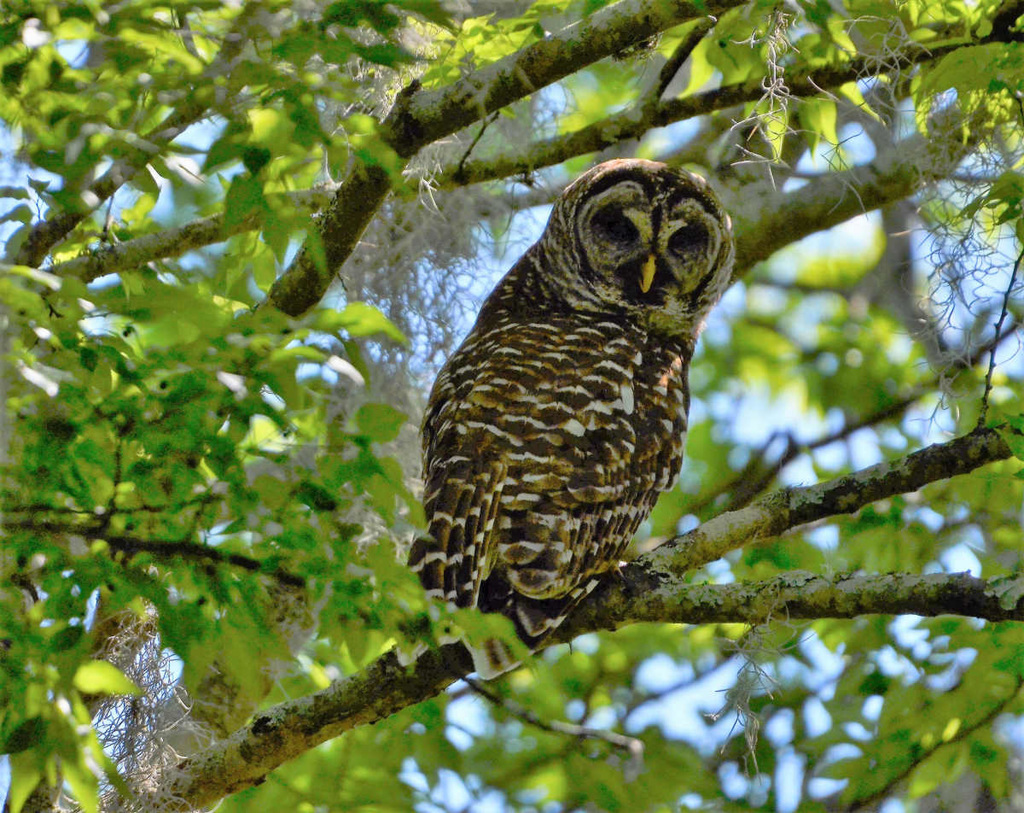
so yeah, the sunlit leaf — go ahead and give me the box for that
[72,662,142,697]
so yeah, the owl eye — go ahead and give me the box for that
[667,222,709,256]
[592,209,638,244]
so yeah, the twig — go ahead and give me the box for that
[652,16,717,101]
[4,518,306,587]
[463,676,645,780]
[843,676,1024,812]
[454,112,500,183]
[978,238,1023,427]
[683,316,1021,518]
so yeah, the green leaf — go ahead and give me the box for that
[6,751,43,813]
[61,745,100,813]
[355,403,408,444]
[799,97,838,154]
[50,624,84,652]
[224,174,267,232]
[315,302,407,344]
[241,146,272,174]
[2,717,47,755]
[0,185,31,199]
[988,576,1024,612]
[918,43,1024,101]
[996,419,1024,462]
[203,120,252,172]
[72,661,142,696]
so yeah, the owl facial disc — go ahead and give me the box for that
[538,159,734,336]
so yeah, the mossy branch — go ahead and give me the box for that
[47,184,343,284]
[49,128,943,291]
[427,0,1024,190]
[44,0,1024,298]
[160,424,1019,808]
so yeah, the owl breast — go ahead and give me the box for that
[414,311,691,644]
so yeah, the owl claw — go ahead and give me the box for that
[609,562,638,598]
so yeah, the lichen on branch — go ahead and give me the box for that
[156,425,1018,808]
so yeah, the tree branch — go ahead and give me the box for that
[48,184,343,283]
[166,642,473,807]
[632,426,1013,584]
[583,570,1024,632]
[728,126,968,277]
[2,517,306,588]
[463,676,644,779]
[158,424,1019,808]
[46,123,956,290]
[431,15,1024,191]
[843,675,1024,811]
[33,0,1024,306]
[683,322,1020,519]
[44,3,1018,294]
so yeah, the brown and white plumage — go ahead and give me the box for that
[408,159,734,675]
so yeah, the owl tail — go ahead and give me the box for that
[407,532,601,678]
[466,638,520,679]
[396,586,599,680]
[392,616,519,679]
[469,571,602,678]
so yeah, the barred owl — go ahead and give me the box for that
[408,159,734,675]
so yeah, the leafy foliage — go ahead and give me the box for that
[1,0,1023,811]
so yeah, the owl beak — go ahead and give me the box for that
[640,254,657,293]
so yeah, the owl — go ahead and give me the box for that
[408,159,734,675]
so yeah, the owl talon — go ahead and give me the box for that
[609,562,637,598]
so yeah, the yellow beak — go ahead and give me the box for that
[640,254,657,293]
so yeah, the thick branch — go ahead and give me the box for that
[436,56,881,189]
[160,425,1018,808]
[728,127,966,277]
[635,426,1013,582]
[264,0,743,316]
[167,568,1024,807]
[572,571,1024,635]
[397,0,736,156]
[48,184,342,283]
[47,4,1015,291]
[435,15,1024,190]
[48,125,950,288]
[167,644,472,806]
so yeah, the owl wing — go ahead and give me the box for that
[408,457,507,608]
[411,317,686,657]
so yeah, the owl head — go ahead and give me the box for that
[535,159,734,339]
